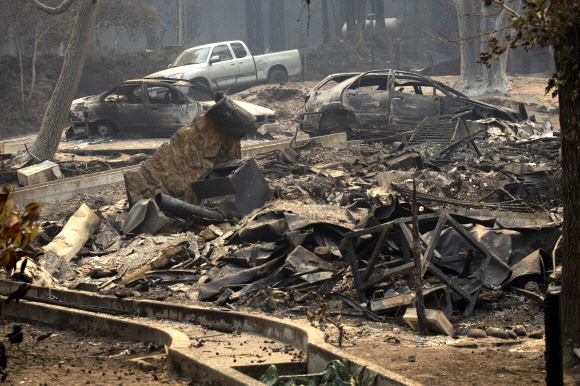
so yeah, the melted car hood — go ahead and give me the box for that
[200,99,275,116]
[71,94,103,109]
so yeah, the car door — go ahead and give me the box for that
[230,42,256,87]
[389,73,441,130]
[145,84,198,136]
[101,83,147,134]
[341,73,392,136]
[208,44,239,90]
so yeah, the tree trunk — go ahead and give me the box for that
[331,0,344,36]
[557,23,580,368]
[144,25,161,50]
[356,0,366,24]
[245,0,264,54]
[482,0,522,92]
[27,13,43,107]
[345,0,356,38]
[453,0,517,94]
[178,0,185,46]
[321,0,330,43]
[24,0,99,162]
[356,0,367,40]
[269,0,285,51]
[10,24,25,116]
[114,26,119,52]
[453,0,481,93]
[375,0,385,30]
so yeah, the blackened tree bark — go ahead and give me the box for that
[18,0,99,162]
[556,22,580,369]
[482,0,579,367]
[245,0,264,54]
[269,0,285,51]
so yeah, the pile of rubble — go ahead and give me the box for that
[14,105,562,337]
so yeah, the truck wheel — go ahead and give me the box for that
[268,68,288,84]
[97,122,115,137]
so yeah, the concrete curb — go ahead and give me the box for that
[0,281,419,386]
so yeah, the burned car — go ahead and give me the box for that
[301,69,529,138]
[67,78,278,139]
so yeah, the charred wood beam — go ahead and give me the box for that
[344,212,441,238]
[460,116,483,157]
[421,213,448,277]
[333,292,384,323]
[360,262,415,290]
[362,224,393,282]
[439,129,486,159]
[392,185,531,212]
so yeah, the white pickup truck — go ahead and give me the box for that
[145,40,301,92]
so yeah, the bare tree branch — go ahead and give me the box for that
[488,0,519,16]
[28,0,76,15]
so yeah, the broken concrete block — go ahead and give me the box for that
[17,160,63,186]
[403,308,455,337]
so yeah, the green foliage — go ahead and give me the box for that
[481,0,580,99]
[260,358,377,386]
[0,184,40,273]
[0,147,41,272]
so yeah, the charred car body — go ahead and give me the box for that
[67,78,278,139]
[301,69,529,138]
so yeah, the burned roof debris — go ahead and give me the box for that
[7,104,560,341]
[2,77,562,349]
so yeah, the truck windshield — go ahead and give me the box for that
[172,47,210,67]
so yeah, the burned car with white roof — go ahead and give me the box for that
[301,69,529,139]
[67,78,278,139]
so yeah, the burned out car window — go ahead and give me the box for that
[393,74,436,95]
[346,74,390,91]
[146,85,188,105]
[104,85,143,104]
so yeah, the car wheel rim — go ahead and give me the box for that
[97,124,109,137]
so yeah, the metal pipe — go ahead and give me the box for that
[154,193,225,222]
